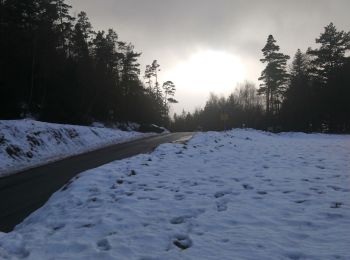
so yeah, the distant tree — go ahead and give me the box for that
[144,64,154,89]
[171,82,264,132]
[144,60,162,99]
[143,60,178,125]
[162,81,177,106]
[258,35,290,122]
[151,60,162,101]
[235,81,262,110]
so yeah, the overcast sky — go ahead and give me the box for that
[68,0,350,114]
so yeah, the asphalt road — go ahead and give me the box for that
[0,132,194,232]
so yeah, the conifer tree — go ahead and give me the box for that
[162,81,177,106]
[307,23,350,132]
[307,23,350,83]
[281,49,312,131]
[258,35,290,118]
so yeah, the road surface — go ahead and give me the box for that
[0,132,194,232]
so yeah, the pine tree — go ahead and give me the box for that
[307,23,350,132]
[258,35,290,120]
[71,11,93,60]
[281,49,313,131]
[307,23,350,83]
[161,80,177,121]
[121,44,141,83]
[162,81,177,106]
[150,60,161,101]
[144,64,154,89]
[144,60,163,117]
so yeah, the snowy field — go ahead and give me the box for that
[0,120,148,177]
[1,129,350,259]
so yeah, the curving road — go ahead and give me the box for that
[0,132,194,232]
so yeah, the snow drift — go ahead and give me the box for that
[0,119,147,177]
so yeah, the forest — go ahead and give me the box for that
[1,0,350,133]
[0,0,176,126]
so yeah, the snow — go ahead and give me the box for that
[1,129,350,259]
[0,119,149,177]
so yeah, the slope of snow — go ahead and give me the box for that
[0,119,149,177]
[1,129,350,259]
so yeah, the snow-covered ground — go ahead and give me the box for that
[1,129,350,259]
[0,119,149,177]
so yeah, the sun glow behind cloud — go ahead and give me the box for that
[164,50,246,95]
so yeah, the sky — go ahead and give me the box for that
[68,0,350,114]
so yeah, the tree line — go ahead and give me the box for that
[172,23,350,133]
[0,0,176,126]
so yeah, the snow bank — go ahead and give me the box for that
[1,129,350,259]
[0,119,148,177]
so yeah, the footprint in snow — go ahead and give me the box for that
[174,194,185,200]
[216,200,228,212]
[52,223,65,231]
[242,184,254,190]
[285,252,305,260]
[283,190,294,194]
[294,200,307,204]
[137,196,158,201]
[80,223,94,228]
[170,216,185,225]
[324,213,343,219]
[97,238,111,251]
[173,234,192,250]
[330,202,342,208]
[214,191,230,198]
[327,185,342,191]
[331,174,341,179]
[128,170,137,176]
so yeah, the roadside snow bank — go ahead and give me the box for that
[0,119,148,177]
[1,129,350,259]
